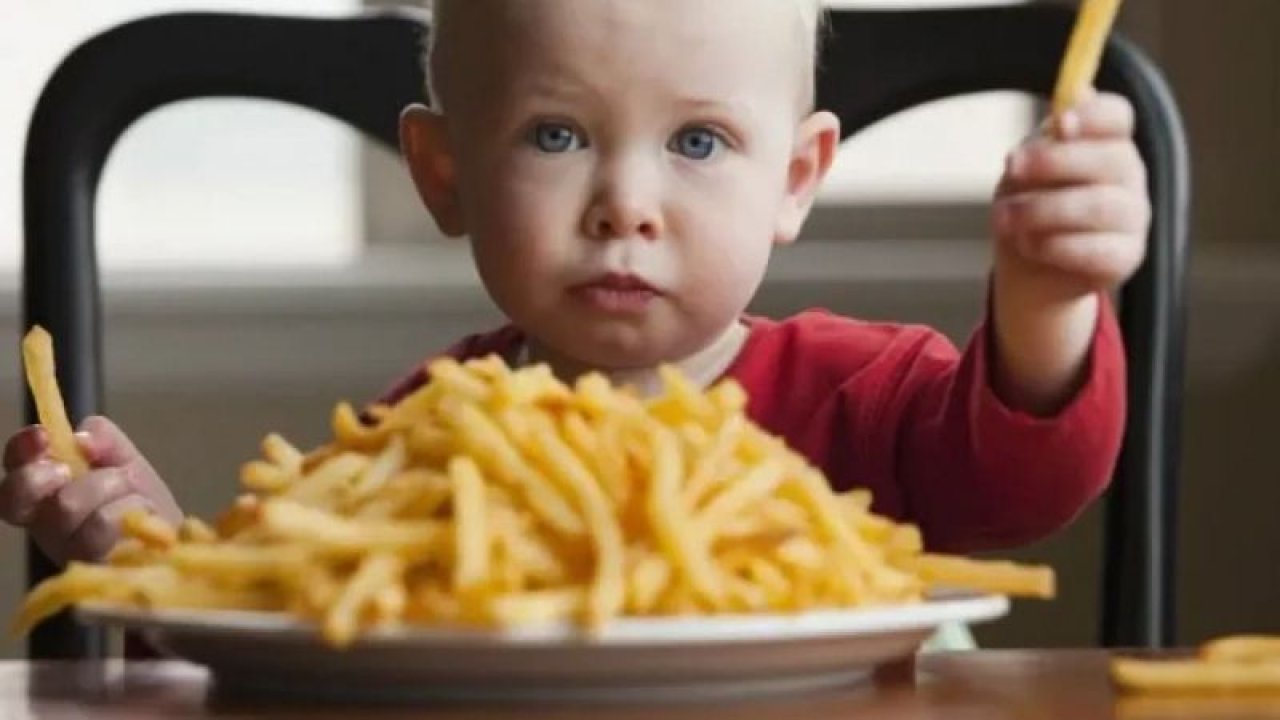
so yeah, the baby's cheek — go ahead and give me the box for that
[470,219,572,316]
[679,231,772,314]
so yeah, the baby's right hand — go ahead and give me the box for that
[0,416,182,565]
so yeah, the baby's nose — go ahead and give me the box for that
[585,201,661,241]
[582,169,664,241]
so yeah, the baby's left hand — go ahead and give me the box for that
[992,91,1151,297]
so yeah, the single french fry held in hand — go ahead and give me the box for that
[1053,0,1124,115]
[20,326,90,477]
[14,356,1057,648]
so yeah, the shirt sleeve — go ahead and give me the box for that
[859,294,1126,552]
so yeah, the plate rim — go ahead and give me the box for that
[76,592,1009,647]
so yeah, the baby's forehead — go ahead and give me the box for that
[429,0,821,29]
[427,0,822,110]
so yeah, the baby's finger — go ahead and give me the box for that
[0,461,71,526]
[996,186,1150,238]
[1053,92,1136,141]
[4,426,48,472]
[76,416,143,469]
[29,468,133,551]
[1007,139,1146,190]
[1018,232,1146,285]
[65,495,154,563]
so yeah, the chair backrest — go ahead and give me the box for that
[21,5,1189,659]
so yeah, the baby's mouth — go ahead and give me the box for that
[570,273,662,314]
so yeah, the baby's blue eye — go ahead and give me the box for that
[530,122,584,153]
[669,127,723,160]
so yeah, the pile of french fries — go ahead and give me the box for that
[14,329,1053,649]
[1114,637,1280,695]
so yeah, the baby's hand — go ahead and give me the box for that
[993,91,1151,297]
[0,416,181,565]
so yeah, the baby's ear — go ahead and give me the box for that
[775,111,840,245]
[400,104,466,237]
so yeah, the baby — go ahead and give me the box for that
[1,0,1150,566]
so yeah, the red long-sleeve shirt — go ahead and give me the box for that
[377,299,1125,553]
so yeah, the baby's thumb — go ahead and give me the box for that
[75,416,142,468]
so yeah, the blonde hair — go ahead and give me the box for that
[425,0,828,110]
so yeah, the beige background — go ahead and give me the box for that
[2,0,1279,656]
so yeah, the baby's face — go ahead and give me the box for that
[405,0,836,370]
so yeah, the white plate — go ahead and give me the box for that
[78,593,1007,703]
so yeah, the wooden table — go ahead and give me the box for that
[3,652,1278,719]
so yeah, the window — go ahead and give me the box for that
[0,0,362,270]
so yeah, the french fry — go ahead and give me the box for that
[681,414,745,511]
[240,460,292,494]
[627,552,671,614]
[283,453,369,507]
[903,555,1055,600]
[12,564,169,635]
[696,460,786,540]
[493,363,569,407]
[134,579,281,613]
[491,506,566,584]
[489,588,585,627]
[449,401,583,536]
[647,425,724,608]
[406,424,451,465]
[726,576,770,612]
[177,517,218,544]
[707,380,747,415]
[1053,0,1124,114]
[1114,635,1280,697]
[324,553,403,647]
[449,456,490,592]
[745,558,791,608]
[785,469,885,600]
[261,433,304,474]
[427,358,491,403]
[258,500,442,557]
[214,494,261,539]
[1202,636,1280,664]
[106,539,159,567]
[20,326,89,477]
[561,412,629,507]
[120,510,178,550]
[522,411,625,626]
[651,366,716,428]
[331,402,392,451]
[372,584,407,624]
[1112,658,1280,694]
[774,536,827,572]
[351,469,449,520]
[886,525,924,559]
[346,435,407,503]
[166,543,311,585]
